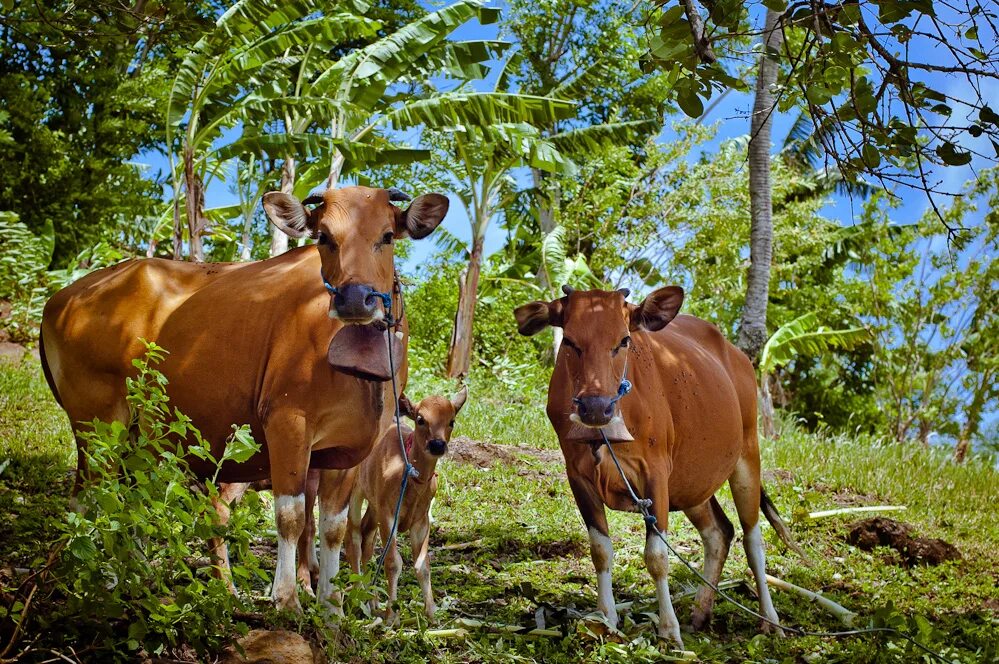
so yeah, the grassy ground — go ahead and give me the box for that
[1,356,997,662]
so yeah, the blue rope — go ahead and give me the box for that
[369,288,414,586]
[596,428,947,661]
[322,270,408,583]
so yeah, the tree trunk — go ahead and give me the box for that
[532,167,562,360]
[759,373,776,440]
[240,215,253,261]
[171,193,182,260]
[446,239,484,378]
[183,144,206,263]
[735,8,783,361]
[270,157,295,257]
[954,369,991,463]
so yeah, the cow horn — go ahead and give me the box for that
[617,288,631,298]
[387,187,411,202]
[561,285,575,296]
[302,183,327,206]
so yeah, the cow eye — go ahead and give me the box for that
[562,338,581,355]
[381,231,394,245]
[620,336,631,348]
[449,420,455,428]
[317,233,327,245]
[416,415,426,426]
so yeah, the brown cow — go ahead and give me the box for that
[514,285,799,646]
[40,185,448,611]
[342,387,467,622]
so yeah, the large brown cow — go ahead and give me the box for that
[41,186,448,611]
[514,285,798,646]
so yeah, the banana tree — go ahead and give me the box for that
[757,312,870,439]
[166,0,379,260]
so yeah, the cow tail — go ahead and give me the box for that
[38,329,63,407]
[761,488,810,563]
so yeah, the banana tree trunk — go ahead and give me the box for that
[183,144,206,263]
[171,194,182,260]
[736,8,783,361]
[240,216,253,261]
[533,167,562,360]
[446,238,484,378]
[759,372,776,440]
[270,157,295,257]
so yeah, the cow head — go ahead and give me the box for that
[263,185,448,324]
[514,285,684,427]
[398,386,468,457]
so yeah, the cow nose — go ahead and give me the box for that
[427,438,447,456]
[574,395,616,426]
[333,283,379,321]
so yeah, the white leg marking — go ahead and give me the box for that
[744,523,782,631]
[318,505,348,608]
[588,527,618,628]
[645,532,683,647]
[272,494,306,612]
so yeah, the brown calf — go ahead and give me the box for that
[344,388,467,621]
[515,286,799,646]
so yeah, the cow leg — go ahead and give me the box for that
[359,505,378,568]
[645,484,684,647]
[210,481,251,595]
[266,414,309,613]
[296,470,320,594]
[684,496,734,631]
[568,477,618,629]
[730,456,783,635]
[410,515,435,622]
[377,516,402,622]
[317,469,352,610]
[345,489,366,575]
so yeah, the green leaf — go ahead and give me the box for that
[935,141,973,166]
[762,0,787,11]
[759,312,870,374]
[677,89,704,118]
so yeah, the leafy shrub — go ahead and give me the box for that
[0,211,129,342]
[54,342,263,657]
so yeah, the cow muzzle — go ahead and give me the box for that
[572,395,616,427]
[427,438,447,456]
[332,283,385,324]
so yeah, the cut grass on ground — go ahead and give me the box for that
[1,357,997,662]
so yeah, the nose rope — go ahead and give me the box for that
[322,271,396,325]
[573,349,632,411]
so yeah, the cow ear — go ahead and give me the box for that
[451,385,468,414]
[396,193,449,239]
[514,298,565,336]
[263,192,319,239]
[397,394,417,421]
[630,286,684,332]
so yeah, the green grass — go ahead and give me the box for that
[1,357,997,662]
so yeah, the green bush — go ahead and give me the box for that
[54,342,263,657]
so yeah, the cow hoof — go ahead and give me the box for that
[274,594,303,614]
[759,619,785,637]
[690,608,711,631]
[657,625,684,649]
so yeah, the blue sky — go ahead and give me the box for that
[137,1,992,270]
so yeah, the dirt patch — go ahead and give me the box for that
[532,538,586,560]
[762,468,795,484]
[448,437,562,469]
[846,517,962,567]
